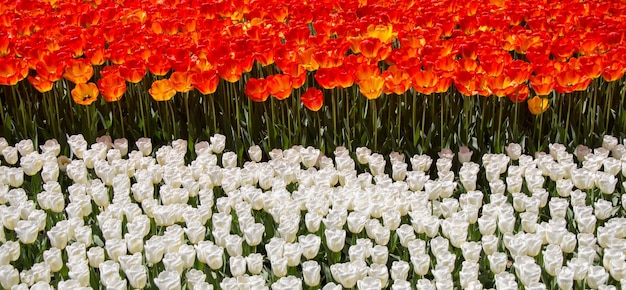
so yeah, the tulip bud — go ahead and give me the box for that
[488,252,508,274]
[162,252,184,275]
[246,253,264,275]
[557,266,574,290]
[371,245,389,265]
[411,253,430,276]
[586,265,609,289]
[154,271,181,290]
[357,277,382,289]
[0,265,19,289]
[461,242,482,262]
[43,248,63,273]
[302,261,321,286]
[271,256,288,278]
[325,228,346,253]
[272,276,302,290]
[229,256,246,277]
[391,261,410,281]
[125,264,147,289]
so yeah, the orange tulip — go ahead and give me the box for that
[382,66,411,95]
[86,46,106,65]
[291,72,307,89]
[191,70,219,95]
[555,70,583,93]
[301,87,324,111]
[413,69,439,95]
[217,58,243,83]
[169,71,193,93]
[0,57,29,86]
[149,79,176,101]
[298,47,319,71]
[315,68,338,89]
[97,74,126,102]
[244,78,269,102]
[63,59,94,84]
[71,82,99,105]
[119,59,146,83]
[28,75,54,93]
[601,62,625,82]
[358,76,384,100]
[577,56,603,79]
[529,74,555,96]
[36,54,65,82]
[527,96,549,115]
[366,24,394,43]
[359,38,391,60]
[507,85,530,103]
[336,66,355,89]
[147,54,171,76]
[267,74,293,100]
[355,62,381,81]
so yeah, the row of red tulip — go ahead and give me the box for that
[0,0,625,113]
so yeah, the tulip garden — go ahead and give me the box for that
[1,0,626,289]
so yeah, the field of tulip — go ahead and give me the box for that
[1,0,626,289]
[0,0,625,157]
[2,134,626,289]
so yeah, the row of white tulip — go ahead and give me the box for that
[0,134,626,289]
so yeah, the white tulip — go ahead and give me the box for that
[302,261,321,286]
[514,256,541,286]
[330,263,358,288]
[391,260,410,281]
[298,234,321,260]
[460,261,479,289]
[162,252,184,275]
[43,248,63,272]
[14,220,39,244]
[184,269,206,290]
[154,270,181,290]
[586,265,609,289]
[461,241,482,262]
[495,272,518,289]
[488,252,508,274]
[478,215,497,236]
[99,260,122,287]
[370,245,389,265]
[0,265,19,289]
[271,256,288,278]
[125,264,147,289]
[357,276,382,290]
[242,253,263,275]
[227,256,245,277]
[557,266,574,290]
[271,276,302,290]
[325,228,346,253]
[46,225,68,250]
[67,261,90,286]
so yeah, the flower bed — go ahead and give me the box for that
[1,0,625,155]
[1,134,625,289]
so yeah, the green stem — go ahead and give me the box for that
[565,93,571,143]
[332,91,337,146]
[371,99,378,152]
[117,100,125,138]
[135,84,147,137]
[440,93,445,149]
[590,80,598,142]
[184,91,191,141]
[605,81,614,133]
[513,94,519,142]
[496,96,503,153]
[396,94,402,147]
